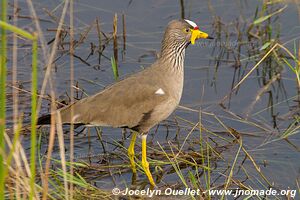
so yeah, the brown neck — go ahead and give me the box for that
[160,38,187,73]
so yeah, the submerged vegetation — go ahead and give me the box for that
[0,0,299,199]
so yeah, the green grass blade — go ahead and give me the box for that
[259,42,271,51]
[0,0,7,198]
[282,58,296,73]
[253,5,287,25]
[0,21,34,40]
[221,139,243,200]
[30,34,38,200]
[111,56,119,81]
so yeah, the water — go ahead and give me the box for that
[5,0,300,197]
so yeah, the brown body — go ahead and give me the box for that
[59,58,184,133]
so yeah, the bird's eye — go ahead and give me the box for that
[183,28,190,33]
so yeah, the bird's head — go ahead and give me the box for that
[163,19,213,47]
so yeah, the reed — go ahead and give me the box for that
[0,18,38,200]
[113,13,118,67]
[69,0,75,198]
[30,33,38,200]
[96,17,102,66]
[0,0,7,198]
[122,13,126,52]
[111,56,119,81]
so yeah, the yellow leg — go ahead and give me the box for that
[141,135,156,186]
[128,131,137,174]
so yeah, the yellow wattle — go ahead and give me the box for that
[191,29,199,45]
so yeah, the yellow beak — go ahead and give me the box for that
[190,29,212,45]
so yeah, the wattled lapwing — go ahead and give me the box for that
[38,19,213,186]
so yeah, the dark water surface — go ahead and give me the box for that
[6,0,300,197]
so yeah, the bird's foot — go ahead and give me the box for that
[141,159,156,187]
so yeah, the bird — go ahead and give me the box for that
[38,19,213,186]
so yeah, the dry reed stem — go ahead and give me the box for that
[13,141,22,199]
[241,146,272,186]
[4,133,41,199]
[222,138,242,199]
[176,122,199,157]
[245,73,281,118]
[24,2,71,197]
[25,0,49,62]
[96,17,102,65]
[42,94,57,200]
[113,13,118,64]
[36,0,70,116]
[221,43,283,105]
[12,0,20,197]
[232,43,279,91]
[56,111,69,200]
[69,0,75,199]
[12,0,18,141]
[122,13,126,52]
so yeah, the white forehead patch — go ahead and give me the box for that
[184,19,198,28]
[155,88,165,95]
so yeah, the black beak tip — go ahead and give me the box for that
[207,36,214,40]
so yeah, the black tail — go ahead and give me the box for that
[37,114,84,129]
[37,114,51,125]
